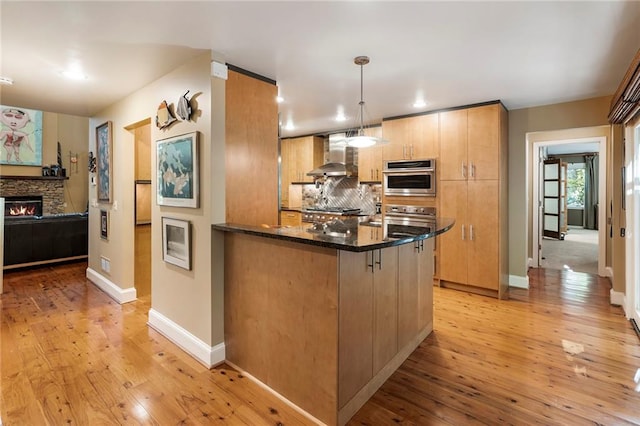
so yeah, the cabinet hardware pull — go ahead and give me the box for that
[410,145,414,159]
[470,225,474,241]
[470,163,475,178]
[414,241,420,252]
[461,224,465,240]
[367,251,374,273]
[462,162,467,178]
[375,169,379,180]
[376,249,382,270]
[420,240,424,252]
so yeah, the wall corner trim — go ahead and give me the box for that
[148,308,225,368]
[610,288,625,308]
[509,274,530,289]
[86,267,137,304]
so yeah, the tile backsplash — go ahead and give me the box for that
[299,177,381,214]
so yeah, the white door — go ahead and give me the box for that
[543,159,562,240]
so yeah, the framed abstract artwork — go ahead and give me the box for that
[162,217,191,270]
[100,209,109,240]
[96,121,113,202]
[0,105,43,166]
[157,132,199,208]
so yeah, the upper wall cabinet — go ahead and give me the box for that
[440,105,500,181]
[358,126,383,182]
[281,135,324,205]
[382,113,439,161]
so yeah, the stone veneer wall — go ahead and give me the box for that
[0,177,65,215]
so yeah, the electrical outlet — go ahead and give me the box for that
[100,256,111,273]
[113,201,118,211]
[621,228,626,237]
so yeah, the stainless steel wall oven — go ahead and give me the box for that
[383,159,435,197]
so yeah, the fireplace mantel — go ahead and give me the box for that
[0,175,68,181]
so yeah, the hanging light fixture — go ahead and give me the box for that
[345,56,389,148]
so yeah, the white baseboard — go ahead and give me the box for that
[605,266,614,279]
[148,308,225,368]
[610,288,625,307]
[86,267,136,304]
[509,274,529,289]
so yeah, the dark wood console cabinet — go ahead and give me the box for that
[3,214,88,269]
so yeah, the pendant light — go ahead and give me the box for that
[345,56,389,148]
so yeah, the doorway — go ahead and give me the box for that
[532,137,607,276]
[131,120,152,298]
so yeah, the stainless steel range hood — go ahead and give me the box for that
[306,133,358,177]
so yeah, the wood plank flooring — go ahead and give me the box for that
[2,262,639,425]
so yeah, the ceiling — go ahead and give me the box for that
[1,1,639,138]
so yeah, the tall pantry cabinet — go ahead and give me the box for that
[438,102,508,299]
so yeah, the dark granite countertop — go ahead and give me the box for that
[212,218,454,252]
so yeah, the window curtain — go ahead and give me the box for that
[584,154,598,230]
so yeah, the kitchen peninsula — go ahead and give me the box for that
[212,218,454,425]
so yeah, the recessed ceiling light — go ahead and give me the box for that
[413,100,427,108]
[0,76,14,85]
[276,96,284,103]
[284,120,295,131]
[335,112,347,122]
[62,69,88,80]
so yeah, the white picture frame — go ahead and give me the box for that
[162,217,191,270]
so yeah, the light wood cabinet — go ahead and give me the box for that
[440,105,500,181]
[339,247,398,407]
[281,136,324,206]
[397,239,435,349]
[438,103,508,298]
[357,126,383,182]
[358,144,383,181]
[382,113,439,161]
[279,211,301,227]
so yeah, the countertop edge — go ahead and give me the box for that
[212,220,454,253]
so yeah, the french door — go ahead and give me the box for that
[543,159,566,240]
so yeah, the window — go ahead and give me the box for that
[566,163,585,208]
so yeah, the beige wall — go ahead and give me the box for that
[1,111,89,213]
[88,51,218,346]
[509,96,620,292]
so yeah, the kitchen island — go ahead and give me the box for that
[212,219,453,425]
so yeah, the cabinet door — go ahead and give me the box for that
[468,104,500,180]
[338,250,374,408]
[467,180,499,290]
[280,138,293,206]
[280,211,301,227]
[409,113,439,160]
[439,109,468,181]
[295,136,324,183]
[382,118,408,161]
[397,243,420,350]
[358,145,383,181]
[438,180,468,284]
[418,238,435,331]
[373,247,398,373]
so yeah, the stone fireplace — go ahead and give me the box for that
[0,175,66,216]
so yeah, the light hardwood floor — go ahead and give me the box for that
[2,262,639,425]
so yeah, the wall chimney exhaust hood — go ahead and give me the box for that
[306,133,358,177]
